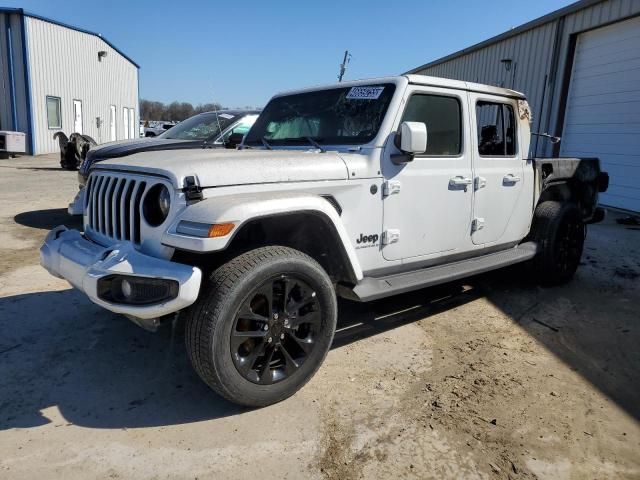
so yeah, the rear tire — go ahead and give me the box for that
[528,201,585,285]
[184,246,337,407]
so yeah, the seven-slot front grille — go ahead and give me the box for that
[84,172,149,244]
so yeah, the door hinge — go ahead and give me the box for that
[382,229,400,245]
[471,218,485,232]
[474,176,487,190]
[382,180,401,197]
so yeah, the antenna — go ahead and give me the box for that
[211,89,223,139]
[338,50,351,82]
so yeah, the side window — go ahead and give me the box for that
[476,101,516,156]
[221,121,252,141]
[400,94,462,156]
[46,96,62,129]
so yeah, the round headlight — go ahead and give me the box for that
[143,184,171,226]
[158,186,171,216]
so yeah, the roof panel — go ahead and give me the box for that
[0,7,139,68]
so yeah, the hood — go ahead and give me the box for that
[95,148,350,188]
[89,137,204,160]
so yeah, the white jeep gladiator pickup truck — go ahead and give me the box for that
[41,75,608,407]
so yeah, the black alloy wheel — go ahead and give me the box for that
[231,274,322,385]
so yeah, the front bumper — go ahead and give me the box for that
[40,226,202,321]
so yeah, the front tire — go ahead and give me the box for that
[529,201,585,285]
[184,246,337,407]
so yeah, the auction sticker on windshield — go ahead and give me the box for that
[346,86,385,100]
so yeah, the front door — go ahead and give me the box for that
[73,100,83,134]
[382,86,473,261]
[469,95,524,245]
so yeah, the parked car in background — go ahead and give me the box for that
[144,121,177,137]
[68,110,260,214]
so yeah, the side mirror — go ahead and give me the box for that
[392,121,427,164]
[225,132,244,149]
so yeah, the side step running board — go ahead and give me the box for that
[352,242,538,301]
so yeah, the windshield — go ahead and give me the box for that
[160,112,238,141]
[244,84,396,146]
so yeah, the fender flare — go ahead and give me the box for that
[162,192,363,281]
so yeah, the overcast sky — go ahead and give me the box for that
[6,0,576,107]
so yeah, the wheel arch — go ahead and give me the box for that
[225,211,360,285]
[165,193,363,285]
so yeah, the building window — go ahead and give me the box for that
[400,94,462,156]
[476,101,516,156]
[46,96,62,129]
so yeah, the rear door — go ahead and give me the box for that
[469,95,523,245]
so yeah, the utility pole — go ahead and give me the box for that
[338,50,351,82]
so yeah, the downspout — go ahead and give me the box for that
[5,19,18,129]
[541,17,565,157]
[20,12,34,155]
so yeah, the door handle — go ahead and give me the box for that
[449,176,473,187]
[503,174,521,184]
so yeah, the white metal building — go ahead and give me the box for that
[408,0,640,212]
[0,8,139,155]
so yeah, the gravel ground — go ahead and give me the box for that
[1,154,639,479]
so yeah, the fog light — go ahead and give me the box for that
[98,275,179,305]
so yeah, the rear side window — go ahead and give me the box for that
[400,94,462,156]
[476,101,516,156]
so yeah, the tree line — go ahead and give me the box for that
[139,99,223,122]
[140,99,260,122]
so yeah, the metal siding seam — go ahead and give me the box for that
[5,19,17,129]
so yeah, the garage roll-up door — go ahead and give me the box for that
[560,15,640,212]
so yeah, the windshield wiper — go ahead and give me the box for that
[305,137,325,152]
[261,137,273,150]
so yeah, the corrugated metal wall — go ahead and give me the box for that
[25,16,138,154]
[411,0,640,158]
[0,12,30,144]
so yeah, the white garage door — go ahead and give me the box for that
[560,15,640,212]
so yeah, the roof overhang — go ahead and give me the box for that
[0,7,139,69]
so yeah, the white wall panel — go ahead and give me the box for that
[25,17,138,154]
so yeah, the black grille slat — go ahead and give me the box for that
[92,176,104,231]
[133,182,147,244]
[123,180,135,241]
[113,179,126,240]
[96,176,107,233]
[102,177,114,235]
[105,178,118,237]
